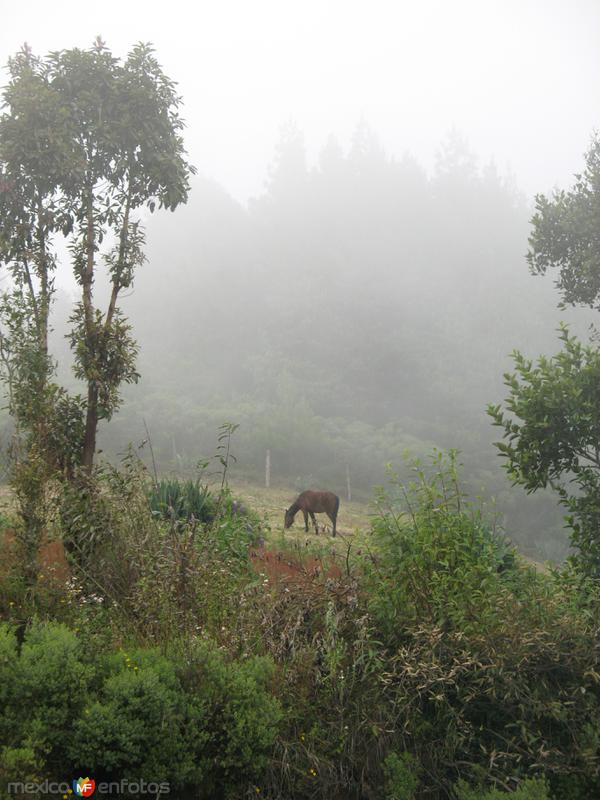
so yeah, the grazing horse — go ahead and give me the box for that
[284,490,340,536]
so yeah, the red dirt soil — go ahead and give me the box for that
[0,529,70,583]
[249,546,342,585]
[1,530,340,589]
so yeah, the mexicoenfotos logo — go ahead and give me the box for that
[73,778,96,797]
[6,777,169,796]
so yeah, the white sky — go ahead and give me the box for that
[1,0,599,201]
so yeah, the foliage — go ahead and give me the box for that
[148,477,215,524]
[253,572,394,799]
[2,450,600,798]
[528,134,600,309]
[454,777,550,800]
[178,639,282,794]
[0,38,193,577]
[0,622,281,797]
[383,752,420,800]
[53,451,260,645]
[488,326,600,575]
[363,453,600,796]
[0,622,94,779]
[368,451,517,637]
[69,648,200,784]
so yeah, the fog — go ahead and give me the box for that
[2,1,599,202]
[2,1,600,560]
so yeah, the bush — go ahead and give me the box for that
[455,777,550,799]
[0,625,18,745]
[0,622,94,778]
[363,453,600,796]
[69,648,205,786]
[180,639,282,794]
[0,622,281,797]
[56,455,261,644]
[383,752,420,800]
[368,451,518,638]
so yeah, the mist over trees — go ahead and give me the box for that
[2,18,600,797]
[0,114,589,562]
[76,121,592,561]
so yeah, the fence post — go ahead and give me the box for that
[346,463,352,502]
[266,449,271,488]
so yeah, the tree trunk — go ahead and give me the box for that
[81,382,98,472]
[81,181,97,473]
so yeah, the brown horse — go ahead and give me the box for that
[284,490,340,536]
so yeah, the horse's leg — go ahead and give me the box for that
[326,511,337,537]
[309,511,319,534]
[302,509,309,532]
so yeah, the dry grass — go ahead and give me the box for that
[0,483,13,517]
[226,479,375,544]
[0,477,549,571]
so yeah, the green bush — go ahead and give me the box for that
[180,639,282,794]
[455,777,550,799]
[383,752,420,800]
[69,648,205,786]
[363,453,600,796]
[0,622,94,778]
[70,641,281,795]
[0,625,19,745]
[368,451,518,638]
[0,622,281,797]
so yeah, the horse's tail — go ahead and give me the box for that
[334,494,340,515]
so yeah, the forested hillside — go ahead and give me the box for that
[83,124,591,561]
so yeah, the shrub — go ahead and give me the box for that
[383,752,420,800]
[0,625,18,744]
[70,640,281,796]
[0,622,281,797]
[455,777,550,799]
[368,451,518,638]
[56,455,259,644]
[180,639,282,794]
[0,622,94,778]
[69,648,205,786]
[364,452,600,796]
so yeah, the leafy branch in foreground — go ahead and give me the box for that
[488,326,600,575]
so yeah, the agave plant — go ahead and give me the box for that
[148,478,216,525]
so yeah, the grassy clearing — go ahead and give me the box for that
[0,476,548,571]
[226,479,374,539]
[225,479,553,573]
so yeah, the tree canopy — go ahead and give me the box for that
[0,39,193,575]
[528,134,600,309]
